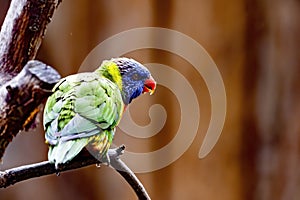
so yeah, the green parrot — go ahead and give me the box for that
[43,57,156,168]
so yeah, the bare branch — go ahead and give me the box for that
[0,146,151,200]
[0,1,151,199]
[108,148,151,200]
[0,0,62,160]
[0,60,61,160]
[0,0,61,83]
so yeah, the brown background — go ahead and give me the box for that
[1,0,300,199]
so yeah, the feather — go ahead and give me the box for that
[48,138,89,167]
[43,57,155,168]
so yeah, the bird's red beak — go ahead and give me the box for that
[143,76,156,95]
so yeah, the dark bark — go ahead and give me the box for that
[0,145,150,200]
[0,60,60,160]
[0,1,151,199]
[0,0,61,84]
[0,0,62,160]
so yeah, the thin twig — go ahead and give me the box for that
[0,146,151,200]
[109,148,151,200]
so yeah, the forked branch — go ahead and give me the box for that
[0,145,151,200]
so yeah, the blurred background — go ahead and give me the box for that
[1,0,300,199]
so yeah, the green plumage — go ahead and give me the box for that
[44,71,124,167]
[43,57,156,168]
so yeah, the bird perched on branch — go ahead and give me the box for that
[43,58,156,168]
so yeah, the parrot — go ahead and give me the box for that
[43,57,156,168]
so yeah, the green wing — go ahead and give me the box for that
[43,72,124,166]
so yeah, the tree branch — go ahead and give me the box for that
[0,60,61,160]
[0,1,151,199]
[0,145,151,200]
[0,0,62,160]
[0,0,61,83]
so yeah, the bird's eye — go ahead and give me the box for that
[132,73,139,80]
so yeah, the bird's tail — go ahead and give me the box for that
[48,138,89,168]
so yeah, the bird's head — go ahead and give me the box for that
[97,57,156,105]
